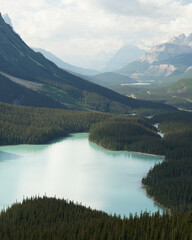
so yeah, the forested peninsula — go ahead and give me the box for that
[89,109,192,212]
[143,111,192,211]
[89,117,164,155]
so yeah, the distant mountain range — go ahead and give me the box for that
[33,48,100,76]
[169,33,192,45]
[33,45,145,90]
[115,34,192,87]
[140,34,192,64]
[34,45,145,78]
[111,51,192,110]
[0,13,172,114]
[86,34,192,90]
[103,45,145,72]
[83,45,144,88]
[71,34,192,111]
[95,34,192,111]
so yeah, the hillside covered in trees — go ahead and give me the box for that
[0,196,192,240]
[0,102,162,152]
[143,111,192,211]
[89,117,164,155]
[0,102,111,145]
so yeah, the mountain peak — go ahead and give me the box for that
[103,45,145,71]
[2,13,13,28]
[0,12,4,22]
[185,33,192,44]
[168,33,192,45]
[0,13,11,28]
[140,33,192,63]
[169,33,186,44]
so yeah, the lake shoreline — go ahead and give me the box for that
[0,132,165,216]
[0,132,88,147]
[89,138,165,158]
[141,183,171,214]
[0,133,163,217]
[50,132,89,144]
[0,132,165,159]
[89,138,167,214]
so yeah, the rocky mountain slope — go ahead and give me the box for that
[117,34,192,86]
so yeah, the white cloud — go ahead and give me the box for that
[1,0,192,69]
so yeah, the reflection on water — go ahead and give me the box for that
[0,133,164,216]
[0,151,21,162]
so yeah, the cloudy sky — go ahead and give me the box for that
[1,0,192,69]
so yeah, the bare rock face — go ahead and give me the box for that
[140,33,192,64]
[117,33,192,86]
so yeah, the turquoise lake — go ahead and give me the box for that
[0,133,164,216]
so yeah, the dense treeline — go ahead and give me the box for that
[0,102,111,145]
[143,111,192,211]
[0,102,161,150]
[89,117,164,155]
[143,159,192,211]
[1,197,192,240]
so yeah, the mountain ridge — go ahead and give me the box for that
[116,33,192,87]
[103,45,145,71]
[33,47,100,76]
[140,33,192,64]
[0,13,173,114]
[2,13,100,76]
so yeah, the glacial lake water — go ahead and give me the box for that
[0,133,164,217]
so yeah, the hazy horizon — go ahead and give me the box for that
[1,0,192,69]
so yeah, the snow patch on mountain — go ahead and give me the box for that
[169,34,187,44]
[170,33,192,45]
[2,13,13,28]
[185,66,192,72]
